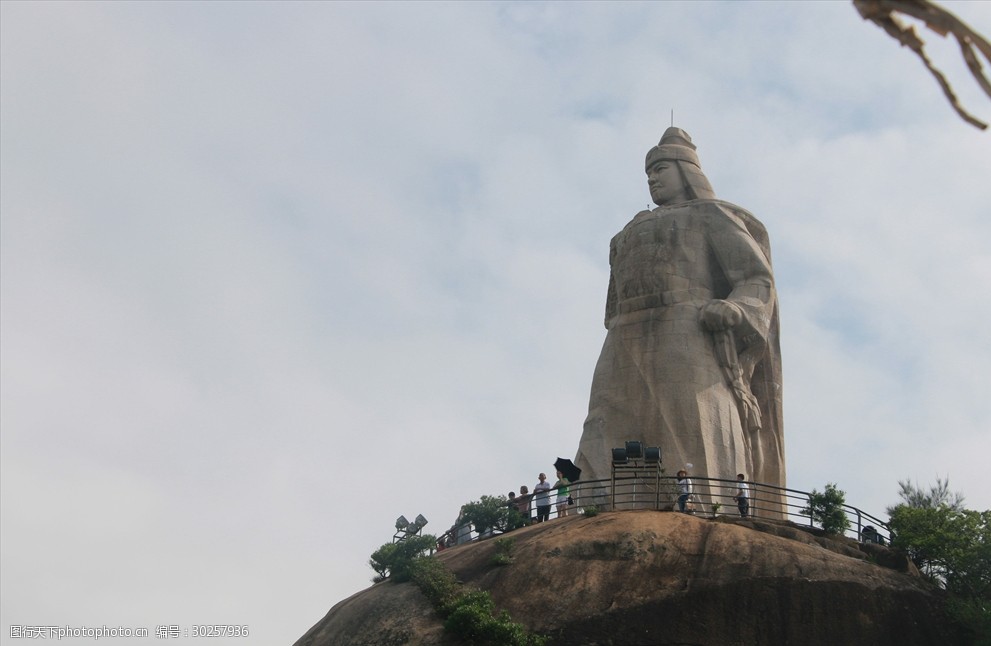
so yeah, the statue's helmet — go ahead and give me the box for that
[644,127,716,201]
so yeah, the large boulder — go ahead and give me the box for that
[295,511,967,646]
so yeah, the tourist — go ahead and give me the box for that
[734,474,750,518]
[515,485,532,525]
[533,473,552,522]
[554,470,570,518]
[676,469,693,513]
[505,491,524,530]
[455,506,472,544]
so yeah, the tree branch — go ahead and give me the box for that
[854,0,991,129]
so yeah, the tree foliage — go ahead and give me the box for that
[444,589,546,646]
[801,483,851,535]
[370,530,547,645]
[368,533,437,582]
[889,506,990,596]
[460,495,517,536]
[887,479,990,643]
[885,476,965,515]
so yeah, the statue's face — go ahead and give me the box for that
[647,160,688,206]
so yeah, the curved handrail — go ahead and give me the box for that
[435,475,891,548]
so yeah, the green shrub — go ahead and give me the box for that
[443,590,495,636]
[801,483,850,535]
[887,479,989,644]
[443,590,546,646]
[947,596,991,646]
[409,557,458,608]
[369,542,396,582]
[461,495,515,535]
[368,534,437,582]
[491,537,515,566]
[371,518,547,645]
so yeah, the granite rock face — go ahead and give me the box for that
[295,512,965,646]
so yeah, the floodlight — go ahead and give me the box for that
[612,447,628,464]
[395,515,410,531]
[414,514,428,528]
[625,441,643,459]
[644,446,661,463]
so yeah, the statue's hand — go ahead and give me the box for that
[700,300,743,331]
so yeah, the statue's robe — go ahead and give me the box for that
[575,199,785,512]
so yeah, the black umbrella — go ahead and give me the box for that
[554,457,582,483]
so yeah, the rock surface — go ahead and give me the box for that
[295,511,965,646]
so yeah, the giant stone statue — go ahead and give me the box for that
[574,127,785,509]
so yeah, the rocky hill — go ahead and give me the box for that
[294,511,967,646]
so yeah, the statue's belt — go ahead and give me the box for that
[617,289,713,314]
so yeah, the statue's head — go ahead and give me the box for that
[645,127,716,206]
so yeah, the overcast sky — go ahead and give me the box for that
[2,1,989,644]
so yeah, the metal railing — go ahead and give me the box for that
[576,472,890,544]
[436,475,891,548]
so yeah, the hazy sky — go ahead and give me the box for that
[2,1,989,644]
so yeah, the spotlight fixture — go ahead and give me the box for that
[612,447,628,464]
[625,440,643,459]
[414,514,428,529]
[395,515,410,531]
[644,446,661,463]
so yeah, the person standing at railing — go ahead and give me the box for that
[505,492,522,530]
[733,473,750,518]
[554,470,571,518]
[533,473,552,523]
[676,470,693,513]
[515,485,533,525]
[455,506,473,544]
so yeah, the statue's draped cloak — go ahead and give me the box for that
[575,199,785,504]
